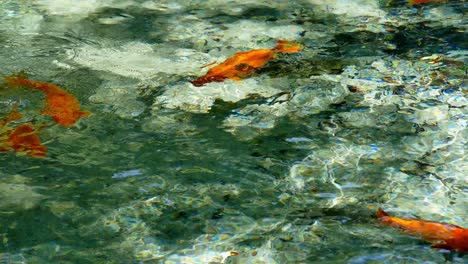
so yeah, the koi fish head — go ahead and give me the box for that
[377,207,390,218]
[376,207,394,225]
[377,207,468,253]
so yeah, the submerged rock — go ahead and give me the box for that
[0,182,44,210]
[71,42,206,79]
[153,77,282,113]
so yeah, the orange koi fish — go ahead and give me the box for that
[0,123,47,157]
[377,208,468,252]
[408,0,447,5]
[191,40,303,86]
[4,76,90,127]
[0,108,46,157]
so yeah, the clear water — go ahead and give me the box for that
[0,0,466,263]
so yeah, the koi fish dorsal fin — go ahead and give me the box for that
[377,208,390,218]
[273,40,303,53]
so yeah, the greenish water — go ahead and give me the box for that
[0,0,466,263]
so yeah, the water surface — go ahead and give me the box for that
[0,0,466,263]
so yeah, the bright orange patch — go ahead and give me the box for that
[0,108,46,157]
[2,123,47,157]
[5,76,90,127]
[377,208,468,252]
[191,40,303,86]
[408,0,447,5]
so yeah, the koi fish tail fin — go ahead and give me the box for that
[80,110,91,118]
[273,40,303,53]
[377,208,390,218]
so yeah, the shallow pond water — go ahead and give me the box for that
[0,0,466,263]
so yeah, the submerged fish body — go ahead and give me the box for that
[408,0,447,5]
[4,123,47,157]
[377,208,468,252]
[4,76,90,127]
[0,107,46,157]
[191,40,303,86]
[0,111,47,158]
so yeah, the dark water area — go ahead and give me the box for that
[0,1,466,263]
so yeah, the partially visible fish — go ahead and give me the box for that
[0,123,47,157]
[4,75,90,127]
[191,40,303,86]
[0,105,23,127]
[377,208,468,252]
[408,0,447,5]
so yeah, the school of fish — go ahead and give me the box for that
[0,0,464,257]
[1,74,90,157]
